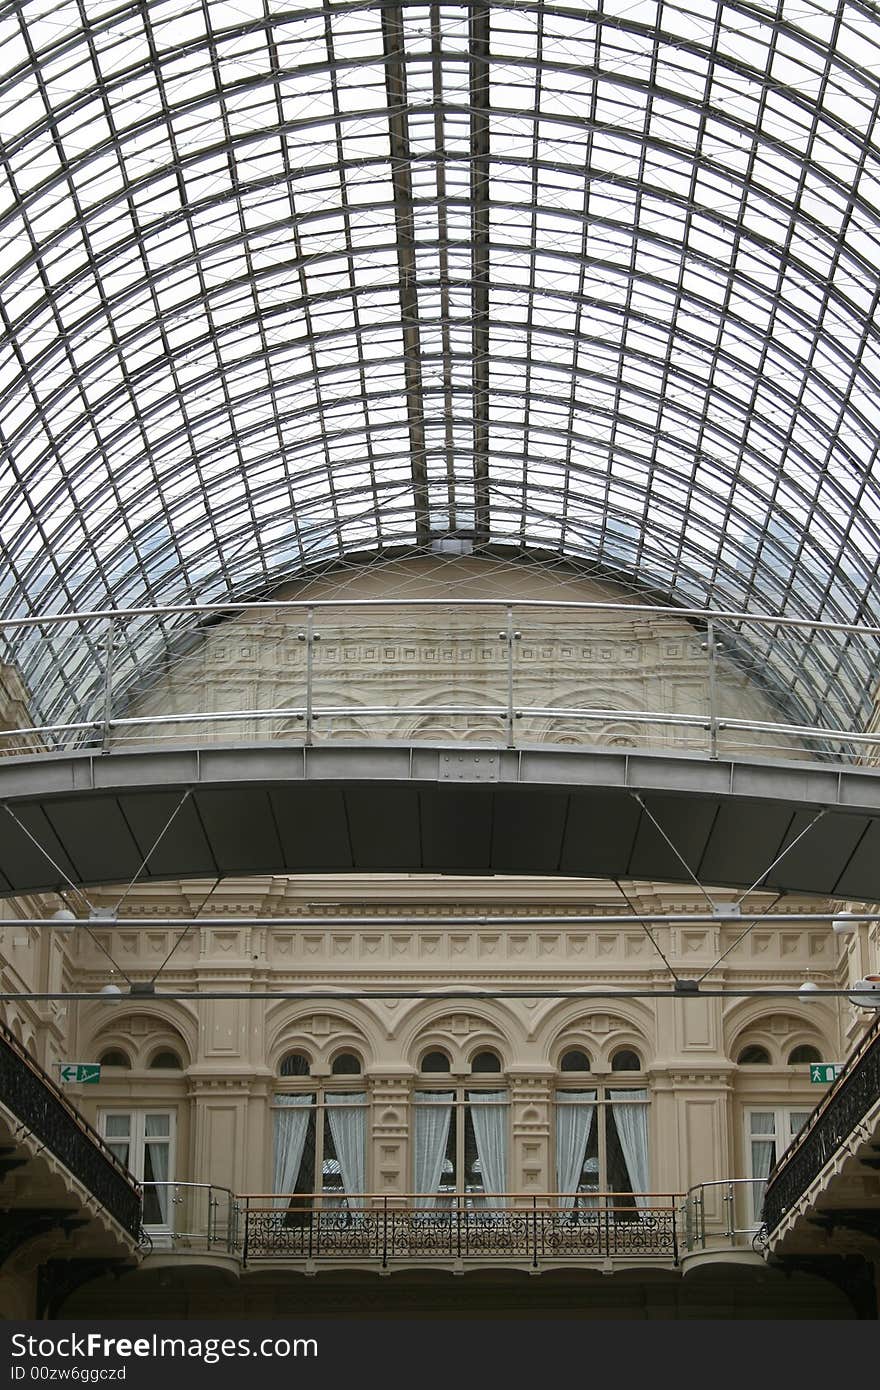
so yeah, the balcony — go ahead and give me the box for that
[680,1180,769,1269]
[762,1016,880,1258]
[0,1022,142,1251]
[141,1187,680,1271]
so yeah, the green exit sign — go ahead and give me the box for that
[809,1063,843,1083]
[59,1063,101,1084]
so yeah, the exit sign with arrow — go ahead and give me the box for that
[58,1063,101,1084]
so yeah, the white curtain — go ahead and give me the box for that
[273,1094,312,1210]
[750,1111,777,1223]
[413,1091,453,1208]
[327,1094,367,1209]
[555,1090,596,1209]
[609,1090,650,1210]
[468,1091,507,1209]
[143,1114,170,1226]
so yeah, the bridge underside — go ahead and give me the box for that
[1,744,880,900]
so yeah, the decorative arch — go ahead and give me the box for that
[726,1004,836,1067]
[396,997,523,1071]
[536,997,655,1069]
[266,1002,375,1074]
[83,1007,195,1070]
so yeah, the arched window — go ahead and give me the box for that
[738,1045,771,1065]
[279,1051,311,1077]
[470,1050,502,1073]
[273,1057,367,1212]
[788,1044,822,1065]
[610,1048,642,1072]
[421,1050,451,1074]
[331,1052,362,1075]
[149,1050,182,1070]
[98,1049,131,1069]
[560,1049,591,1072]
[554,1086,650,1207]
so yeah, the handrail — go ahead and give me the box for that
[1,597,880,636]
[0,1020,142,1238]
[682,1178,768,1251]
[765,1011,880,1178]
[2,596,876,765]
[0,1018,140,1187]
[762,1013,880,1234]
[239,1190,680,1201]
[140,1181,240,1254]
[240,1191,681,1267]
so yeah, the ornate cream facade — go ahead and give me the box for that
[1,562,879,1319]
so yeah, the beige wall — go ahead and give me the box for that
[116,558,804,758]
[1,560,877,1237]
[54,873,855,1236]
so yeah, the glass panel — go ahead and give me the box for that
[463,1107,484,1199]
[605,1110,638,1215]
[3,2,880,750]
[439,1107,457,1201]
[577,1109,600,1209]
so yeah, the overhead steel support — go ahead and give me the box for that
[382,3,430,546]
[470,2,492,543]
[2,742,880,901]
[2,3,880,738]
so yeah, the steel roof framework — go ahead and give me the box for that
[1,1,880,728]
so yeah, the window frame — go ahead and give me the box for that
[271,1077,369,1208]
[98,1107,176,1232]
[412,1084,510,1202]
[744,1105,814,1223]
[554,1084,651,1209]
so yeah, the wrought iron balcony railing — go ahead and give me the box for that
[0,1021,142,1239]
[762,1016,880,1236]
[240,1193,679,1267]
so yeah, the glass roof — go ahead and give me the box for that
[2,0,880,729]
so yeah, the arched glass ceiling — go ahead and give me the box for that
[1,0,880,730]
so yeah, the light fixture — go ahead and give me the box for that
[98,983,123,1002]
[798,980,819,1002]
[848,976,880,1009]
[49,909,76,931]
[832,915,859,934]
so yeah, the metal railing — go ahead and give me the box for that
[0,598,877,765]
[240,1192,680,1267]
[139,1182,239,1254]
[762,1014,880,1236]
[0,1020,142,1238]
[682,1178,769,1253]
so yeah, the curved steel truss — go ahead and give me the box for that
[2,2,880,726]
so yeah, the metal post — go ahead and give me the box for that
[305,608,315,746]
[502,607,520,749]
[242,1196,249,1267]
[703,619,720,760]
[100,616,115,753]
[532,1194,538,1270]
[724,1183,734,1240]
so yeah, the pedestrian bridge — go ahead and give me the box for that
[2,740,880,901]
